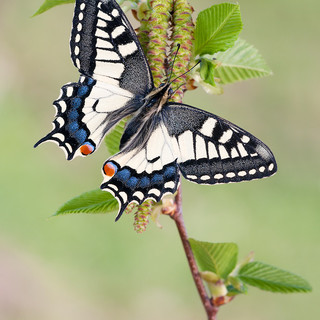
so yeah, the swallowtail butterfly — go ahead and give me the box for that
[35,0,277,220]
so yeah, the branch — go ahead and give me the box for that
[170,186,219,320]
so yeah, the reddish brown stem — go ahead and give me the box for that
[171,185,219,320]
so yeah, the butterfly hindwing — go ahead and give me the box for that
[162,103,277,184]
[101,121,181,219]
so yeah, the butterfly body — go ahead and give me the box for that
[35,0,277,220]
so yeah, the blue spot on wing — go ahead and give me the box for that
[67,122,79,133]
[116,169,131,183]
[164,166,176,178]
[139,176,150,189]
[151,174,163,185]
[126,176,139,189]
[68,110,79,121]
[71,98,82,108]
[74,129,87,144]
[78,85,89,97]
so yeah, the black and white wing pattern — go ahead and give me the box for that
[101,114,181,220]
[162,104,277,184]
[35,0,153,160]
[100,103,277,220]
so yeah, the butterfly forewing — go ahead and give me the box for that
[35,0,154,160]
[162,103,277,184]
[70,0,153,95]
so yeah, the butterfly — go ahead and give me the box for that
[35,0,277,221]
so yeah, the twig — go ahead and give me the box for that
[170,185,219,320]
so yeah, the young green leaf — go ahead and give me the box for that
[54,189,118,215]
[194,3,243,56]
[189,239,238,279]
[214,38,272,84]
[199,59,217,87]
[105,118,128,155]
[238,261,312,293]
[33,0,75,16]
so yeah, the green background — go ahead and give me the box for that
[0,0,319,319]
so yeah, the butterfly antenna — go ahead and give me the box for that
[168,82,187,100]
[167,44,181,83]
[170,60,201,85]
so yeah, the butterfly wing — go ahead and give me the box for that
[162,103,277,184]
[101,117,181,220]
[35,0,153,160]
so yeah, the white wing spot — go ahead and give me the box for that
[111,9,119,17]
[118,42,138,57]
[133,191,144,201]
[52,133,65,142]
[75,34,80,42]
[97,19,107,28]
[96,49,120,61]
[80,3,86,10]
[57,101,66,113]
[200,175,211,181]
[96,38,113,49]
[237,143,248,157]
[94,61,124,78]
[78,12,84,21]
[119,191,128,203]
[77,23,82,32]
[164,181,175,189]
[196,135,207,160]
[186,175,197,180]
[208,142,218,159]
[241,135,250,143]
[250,153,258,157]
[74,46,80,55]
[56,117,65,127]
[259,166,265,172]
[178,130,195,162]
[66,87,73,97]
[218,145,229,159]
[214,174,223,180]
[111,26,126,38]
[226,172,236,178]
[98,10,113,21]
[149,188,160,197]
[249,169,256,175]
[64,143,72,153]
[108,184,118,191]
[76,58,81,69]
[199,118,217,136]
[231,148,239,158]
[95,28,110,39]
[238,171,247,177]
[219,129,233,144]
[268,163,274,171]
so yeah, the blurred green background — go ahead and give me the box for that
[0,0,319,319]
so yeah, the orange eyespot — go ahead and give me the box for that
[80,143,94,156]
[103,162,117,177]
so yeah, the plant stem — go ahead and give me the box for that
[171,185,219,320]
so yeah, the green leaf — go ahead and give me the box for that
[189,239,238,279]
[199,59,217,87]
[33,0,74,16]
[194,3,243,56]
[214,38,272,84]
[54,189,118,215]
[238,261,312,293]
[105,118,128,155]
